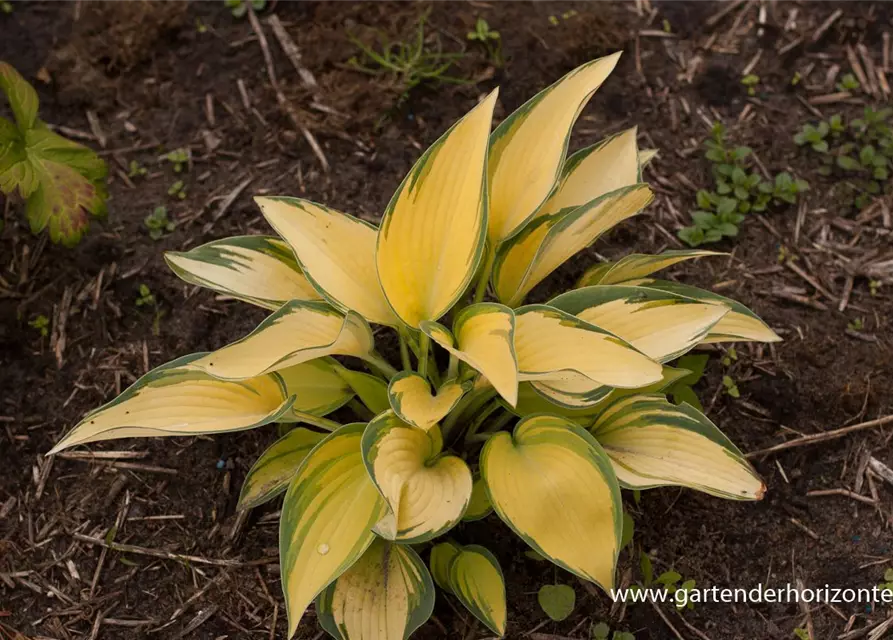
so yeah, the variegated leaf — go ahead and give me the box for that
[49,354,293,453]
[238,427,324,510]
[316,538,435,640]
[192,301,375,380]
[165,236,320,310]
[591,395,765,500]
[388,372,466,432]
[255,197,399,325]
[362,412,472,543]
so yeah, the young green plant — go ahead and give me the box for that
[0,62,108,246]
[346,9,470,107]
[52,53,779,640]
[680,122,807,246]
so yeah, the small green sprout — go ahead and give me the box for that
[740,74,759,96]
[869,280,882,297]
[195,18,208,34]
[680,122,807,246]
[720,346,738,367]
[836,73,860,93]
[135,284,155,307]
[654,571,697,610]
[790,71,801,86]
[794,122,829,152]
[1,1,13,14]
[466,18,502,67]
[224,0,265,19]
[144,205,175,240]
[164,148,189,172]
[28,314,50,337]
[548,15,559,26]
[847,317,864,331]
[722,375,740,398]
[794,629,810,640]
[168,180,187,200]
[128,160,148,178]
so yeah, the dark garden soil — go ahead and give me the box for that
[1,2,893,639]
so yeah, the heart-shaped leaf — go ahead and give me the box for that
[388,372,466,431]
[362,411,472,543]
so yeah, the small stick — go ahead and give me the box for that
[838,274,854,312]
[73,532,273,567]
[812,9,843,43]
[649,601,686,640]
[268,15,317,89]
[57,450,149,461]
[806,488,876,505]
[748,415,893,457]
[790,517,820,540]
[769,290,828,311]
[785,260,835,300]
[868,457,893,486]
[247,7,329,172]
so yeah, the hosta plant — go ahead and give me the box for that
[53,53,779,639]
[0,62,108,246]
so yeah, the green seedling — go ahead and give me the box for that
[794,122,829,153]
[740,74,759,96]
[869,280,882,297]
[654,570,697,611]
[28,314,49,337]
[135,284,155,307]
[347,9,471,107]
[1,2,13,14]
[777,245,797,263]
[224,0,265,19]
[847,317,864,331]
[144,205,174,240]
[836,73,860,93]
[720,346,738,367]
[680,122,807,246]
[538,583,576,621]
[794,628,810,640]
[128,160,147,178]
[790,72,801,86]
[798,107,893,209]
[722,375,740,398]
[164,148,189,172]
[467,18,502,67]
[168,180,186,200]
[195,18,208,34]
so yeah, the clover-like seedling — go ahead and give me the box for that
[836,72,860,93]
[740,74,759,96]
[168,180,186,200]
[28,314,50,337]
[144,205,175,240]
[467,17,503,67]
[135,284,155,307]
[794,122,830,153]
[128,160,148,178]
[164,148,189,172]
